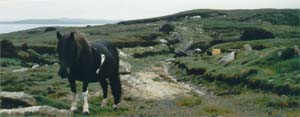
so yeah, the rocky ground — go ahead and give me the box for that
[1,50,299,116]
[1,9,299,116]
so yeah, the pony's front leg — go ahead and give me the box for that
[69,80,78,111]
[99,79,108,107]
[82,81,89,114]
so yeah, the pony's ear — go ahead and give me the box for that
[70,32,75,41]
[56,31,62,41]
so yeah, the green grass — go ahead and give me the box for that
[175,95,202,107]
[0,8,299,116]
[200,104,233,115]
[0,22,164,48]
[209,39,300,51]
[35,95,69,109]
[0,58,22,66]
[173,46,300,95]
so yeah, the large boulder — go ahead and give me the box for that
[218,51,235,64]
[0,39,17,57]
[119,50,129,58]
[0,106,73,116]
[119,60,131,74]
[0,91,36,109]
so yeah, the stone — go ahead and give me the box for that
[12,68,28,73]
[119,50,129,58]
[159,39,168,44]
[0,106,73,116]
[119,60,131,74]
[32,64,39,69]
[194,48,202,52]
[242,44,252,51]
[218,51,235,64]
[165,58,176,62]
[194,48,202,54]
[0,91,36,109]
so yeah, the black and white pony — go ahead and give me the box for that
[56,31,121,114]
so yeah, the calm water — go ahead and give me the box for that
[0,24,103,34]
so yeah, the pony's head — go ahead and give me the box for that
[56,31,78,78]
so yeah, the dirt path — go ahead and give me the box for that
[115,60,219,115]
[121,62,193,100]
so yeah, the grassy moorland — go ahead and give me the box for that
[0,9,300,116]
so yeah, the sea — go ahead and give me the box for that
[0,24,103,34]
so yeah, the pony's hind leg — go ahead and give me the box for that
[82,82,89,114]
[109,75,122,110]
[99,78,108,107]
[69,80,78,111]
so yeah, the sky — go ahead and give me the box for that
[0,0,299,21]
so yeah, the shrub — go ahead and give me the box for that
[44,27,57,32]
[240,28,275,40]
[0,39,17,57]
[280,47,296,59]
[21,43,29,50]
[159,24,175,34]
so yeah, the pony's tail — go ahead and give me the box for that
[110,47,122,105]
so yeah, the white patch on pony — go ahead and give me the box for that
[70,92,78,111]
[82,90,89,113]
[101,98,108,107]
[96,54,106,74]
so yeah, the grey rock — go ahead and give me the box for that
[218,51,235,64]
[194,48,202,52]
[32,64,39,69]
[159,39,168,44]
[119,50,129,58]
[0,106,73,116]
[119,60,131,74]
[165,58,176,62]
[0,91,36,108]
[12,68,28,73]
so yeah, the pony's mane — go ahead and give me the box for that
[72,30,91,60]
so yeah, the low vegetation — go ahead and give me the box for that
[0,9,299,116]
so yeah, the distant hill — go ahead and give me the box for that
[119,9,300,26]
[0,18,121,24]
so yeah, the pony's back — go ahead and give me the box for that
[91,40,121,104]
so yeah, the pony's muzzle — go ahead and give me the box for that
[58,68,69,78]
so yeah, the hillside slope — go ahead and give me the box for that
[1,9,299,116]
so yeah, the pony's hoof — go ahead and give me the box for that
[82,111,89,115]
